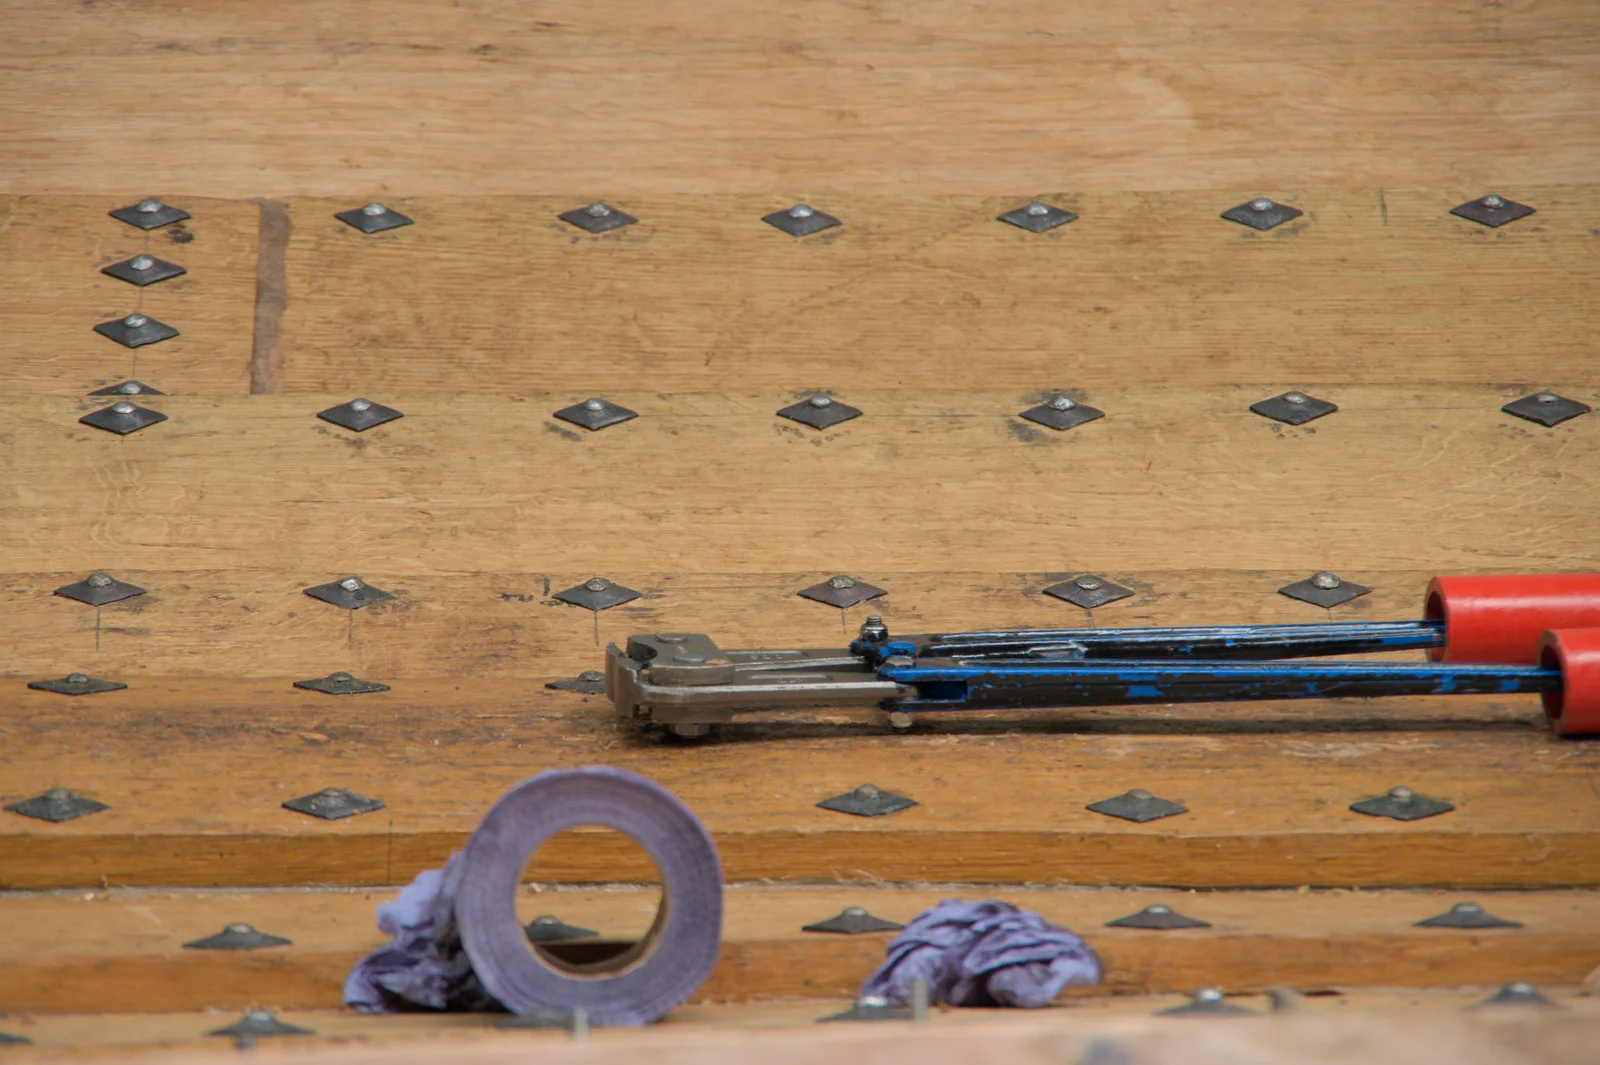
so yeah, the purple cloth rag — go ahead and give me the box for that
[858,900,1101,1008]
[344,854,501,1013]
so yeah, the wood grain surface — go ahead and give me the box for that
[3,3,1598,196]
[3,884,1596,1012]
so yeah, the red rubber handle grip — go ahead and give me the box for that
[1540,629,1600,737]
[1425,574,1600,664]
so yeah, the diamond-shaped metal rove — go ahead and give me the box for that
[763,204,841,237]
[1502,391,1590,428]
[1349,786,1453,821]
[778,394,862,430]
[55,572,147,607]
[303,576,395,610]
[1044,574,1132,610]
[1086,788,1187,823]
[1414,901,1521,929]
[101,254,186,286]
[317,398,404,432]
[5,787,110,823]
[294,671,391,696]
[553,576,641,611]
[89,380,165,397]
[80,402,168,435]
[94,313,178,349]
[1450,194,1535,229]
[282,787,385,821]
[816,783,917,818]
[110,199,191,229]
[524,915,599,942]
[1250,390,1336,426]
[1469,982,1558,1009]
[1278,571,1371,608]
[1222,198,1303,231]
[799,575,886,609]
[184,923,293,950]
[997,202,1077,233]
[546,670,607,694]
[28,672,128,696]
[335,202,413,234]
[559,202,638,233]
[554,397,637,431]
[802,906,906,934]
[1105,904,1211,930]
[1020,395,1103,431]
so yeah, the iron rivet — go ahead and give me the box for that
[1250,199,1274,212]
[578,669,603,682]
[584,398,606,411]
[585,203,610,216]
[45,788,70,801]
[857,785,880,797]
[112,402,135,415]
[339,578,363,592]
[1285,392,1307,405]
[123,313,148,327]
[1508,981,1534,994]
[361,203,387,216]
[829,575,856,589]
[227,923,254,934]
[1389,786,1414,801]
[1457,902,1482,913]
[809,394,833,408]
[1197,988,1224,1003]
[119,382,141,394]
[1312,571,1341,589]
[130,255,155,271]
[136,199,163,213]
[1483,195,1504,209]
[1148,905,1170,914]
[586,577,610,591]
[1537,392,1557,403]
[349,398,372,412]
[1050,395,1076,411]
[1075,575,1103,590]
[87,573,113,587]
[790,205,815,218]
[328,671,354,682]
[1026,203,1050,216]
[844,906,867,916]
[66,672,88,684]
[1128,788,1152,800]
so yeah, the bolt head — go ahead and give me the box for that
[226,922,255,934]
[119,382,142,394]
[1388,786,1415,802]
[1196,988,1224,1003]
[87,573,113,587]
[67,673,89,684]
[583,398,606,412]
[136,199,163,213]
[339,578,363,592]
[123,314,148,328]
[1075,575,1103,590]
[1285,392,1308,405]
[789,204,815,218]
[1148,904,1170,914]
[361,203,387,216]
[1250,198,1274,212]
[328,671,354,682]
[585,203,610,216]
[349,398,372,412]
[1482,195,1505,209]
[808,394,833,408]
[585,577,609,592]
[130,255,155,271]
[829,575,855,588]
[1049,395,1076,411]
[1026,203,1050,216]
[1311,571,1341,589]
[1128,788,1153,800]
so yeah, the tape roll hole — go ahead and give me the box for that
[518,825,666,978]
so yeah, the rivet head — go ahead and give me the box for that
[578,669,604,682]
[328,671,354,682]
[130,255,155,271]
[361,203,387,216]
[67,673,89,684]
[856,784,881,797]
[1388,786,1414,802]
[349,398,372,412]
[808,394,833,408]
[858,995,889,1008]
[136,199,163,213]
[1128,788,1153,800]
[829,575,856,589]
[44,787,71,801]
[226,922,255,934]
[1453,902,1482,913]
[87,573,113,587]
[533,915,559,926]
[584,398,606,412]
[789,204,815,218]
[1482,195,1505,209]
[339,578,363,592]
[844,906,868,916]
[1311,571,1341,590]
[1196,988,1224,1003]
[119,382,142,394]
[585,577,610,592]
[1506,981,1534,994]
[1147,904,1171,914]
[112,402,137,415]
[1250,198,1274,212]
[585,203,611,216]
[1026,203,1050,216]
[1049,395,1076,411]
[318,788,343,798]
[1536,392,1558,403]
[1284,392,1308,405]
[1075,575,1103,590]
[245,1009,274,1023]
[123,313,148,328]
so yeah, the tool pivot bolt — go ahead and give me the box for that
[858,615,889,642]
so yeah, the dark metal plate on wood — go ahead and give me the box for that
[1044,574,1132,609]
[0,1033,33,1046]
[1502,391,1591,428]
[1470,982,1558,1009]
[1086,788,1187,823]
[559,202,638,233]
[1414,901,1521,929]
[1450,194,1535,228]
[997,202,1077,233]
[1157,988,1255,1016]
[101,254,186,286]
[81,401,167,435]
[1020,395,1103,431]
[6,788,109,823]
[184,922,293,950]
[553,577,641,611]
[524,915,600,942]
[778,394,862,430]
[94,313,178,349]
[209,1010,316,1044]
[763,204,840,237]
[802,906,906,934]
[89,380,165,396]
[1105,904,1210,930]
[816,784,917,818]
[294,671,390,696]
[28,672,127,696]
[554,397,638,431]
[335,202,414,233]
[282,787,385,821]
[303,576,394,610]
[1349,785,1453,821]
[546,670,607,694]
[55,572,147,607]
[798,575,886,609]
[1278,571,1371,608]
[1221,198,1303,231]
[110,199,191,229]
[317,397,404,432]
[1250,391,1336,426]
[818,998,912,1023]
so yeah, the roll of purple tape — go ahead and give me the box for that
[454,766,723,1026]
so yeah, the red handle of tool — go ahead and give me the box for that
[1540,629,1600,737]
[1425,574,1600,663]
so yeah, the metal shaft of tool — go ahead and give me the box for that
[881,658,1557,712]
[862,619,1444,664]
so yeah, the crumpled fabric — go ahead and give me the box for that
[858,900,1101,1008]
[344,854,503,1013]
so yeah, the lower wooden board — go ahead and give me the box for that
[2,885,1596,1013]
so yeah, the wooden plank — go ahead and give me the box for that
[275,191,1600,392]
[3,885,1597,1013]
[1,687,1594,890]
[2,4,1598,195]
[4,387,1597,584]
[0,197,258,395]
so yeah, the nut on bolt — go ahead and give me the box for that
[858,615,889,643]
